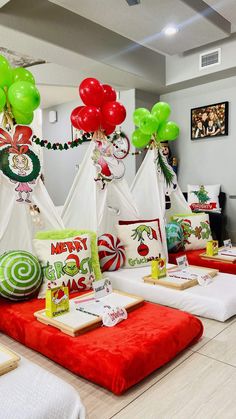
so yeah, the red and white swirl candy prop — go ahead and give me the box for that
[98,234,126,272]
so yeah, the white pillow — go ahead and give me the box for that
[172,213,212,251]
[187,184,221,212]
[34,233,95,298]
[116,218,164,268]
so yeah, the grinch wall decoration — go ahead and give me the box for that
[0,125,41,203]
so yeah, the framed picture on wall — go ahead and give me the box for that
[191,101,229,140]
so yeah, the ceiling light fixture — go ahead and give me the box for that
[125,0,140,6]
[163,25,179,36]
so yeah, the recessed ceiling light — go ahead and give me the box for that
[163,25,179,36]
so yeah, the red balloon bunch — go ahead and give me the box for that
[70,78,126,135]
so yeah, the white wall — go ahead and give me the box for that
[161,75,236,239]
[42,90,136,206]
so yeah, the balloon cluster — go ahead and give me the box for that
[132,102,180,148]
[71,78,126,135]
[0,55,40,125]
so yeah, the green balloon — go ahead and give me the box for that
[0,88,6,112]
[158,121,180,141]
[132,129,150,148]
[151,102,171,123]
[0,55,12,88]
[140,114,159,135]
[12,108,34,125]
[12,67,35,85]
[133,108,150,126]
[8,81,40,112]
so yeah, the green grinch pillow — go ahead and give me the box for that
[172,213,212,251]
[34,229,102,298]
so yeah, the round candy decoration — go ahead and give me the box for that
[98,234,126,272]
[112,133,130,160]
[0,251,42,301]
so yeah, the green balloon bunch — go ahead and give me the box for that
[132,101,180,148]
[0,55,40,125]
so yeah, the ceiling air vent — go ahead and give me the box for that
[199,48,221,70]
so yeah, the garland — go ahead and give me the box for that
[31,131,149,156]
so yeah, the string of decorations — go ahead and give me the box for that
[31,131,149,156]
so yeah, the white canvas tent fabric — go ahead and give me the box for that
[0,176,64,254]
[131,147,191,257]
[62,140,139,235]
[0,124,64,254]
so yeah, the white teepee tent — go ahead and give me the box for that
[131,147,191,257]
[0,177,65,253]
[62,139,139,235]
[0,126,64,254]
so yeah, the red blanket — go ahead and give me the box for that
[169,249,236,275]
[0,296,203,394]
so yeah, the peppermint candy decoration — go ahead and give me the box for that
[0,251,42,301]
[98,234,126,272]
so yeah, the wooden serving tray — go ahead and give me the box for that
[34,290,144,337]
[201,247,236,264]
[0,344,20,376]
[143,265,218,291]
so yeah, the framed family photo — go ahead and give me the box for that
[191,101,229,140]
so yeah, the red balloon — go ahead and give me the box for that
[102,84,116,104]
[102,101,126,126]
[79,78,104,107]
[101,120,116,135]
[78,106,102,132]
[70,106,84,129]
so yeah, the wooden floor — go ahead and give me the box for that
[1,314,236,419]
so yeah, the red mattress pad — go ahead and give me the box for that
[169,249,236,275]
[0,295,203,394]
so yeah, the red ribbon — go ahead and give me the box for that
[0,125,32,154]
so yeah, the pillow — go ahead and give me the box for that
[116,219,163,268]
[166,222,184,253]
[187,184,221,212]
[172,213,212,251]
[34,229,102,298]
[0,251,42,301]
[98,234,126,272]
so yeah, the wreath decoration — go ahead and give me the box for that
[0,145,41,182]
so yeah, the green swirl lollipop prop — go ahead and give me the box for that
[0,251,42,301]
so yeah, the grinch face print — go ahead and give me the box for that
[0,125,41,203]
[62,254,80,277]
[92,138,125,190]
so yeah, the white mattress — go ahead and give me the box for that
[107,266,236,322]
[0,356,85,419]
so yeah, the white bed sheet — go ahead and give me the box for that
[107,266,236,322]
[0,356,85,419]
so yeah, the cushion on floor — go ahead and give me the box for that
[0,296,203,395]
[168,249,236,275]
[108,267,236,322]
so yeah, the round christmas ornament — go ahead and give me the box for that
[165,222,184,253]
[0,251,42,300]
[98,234,126,272]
